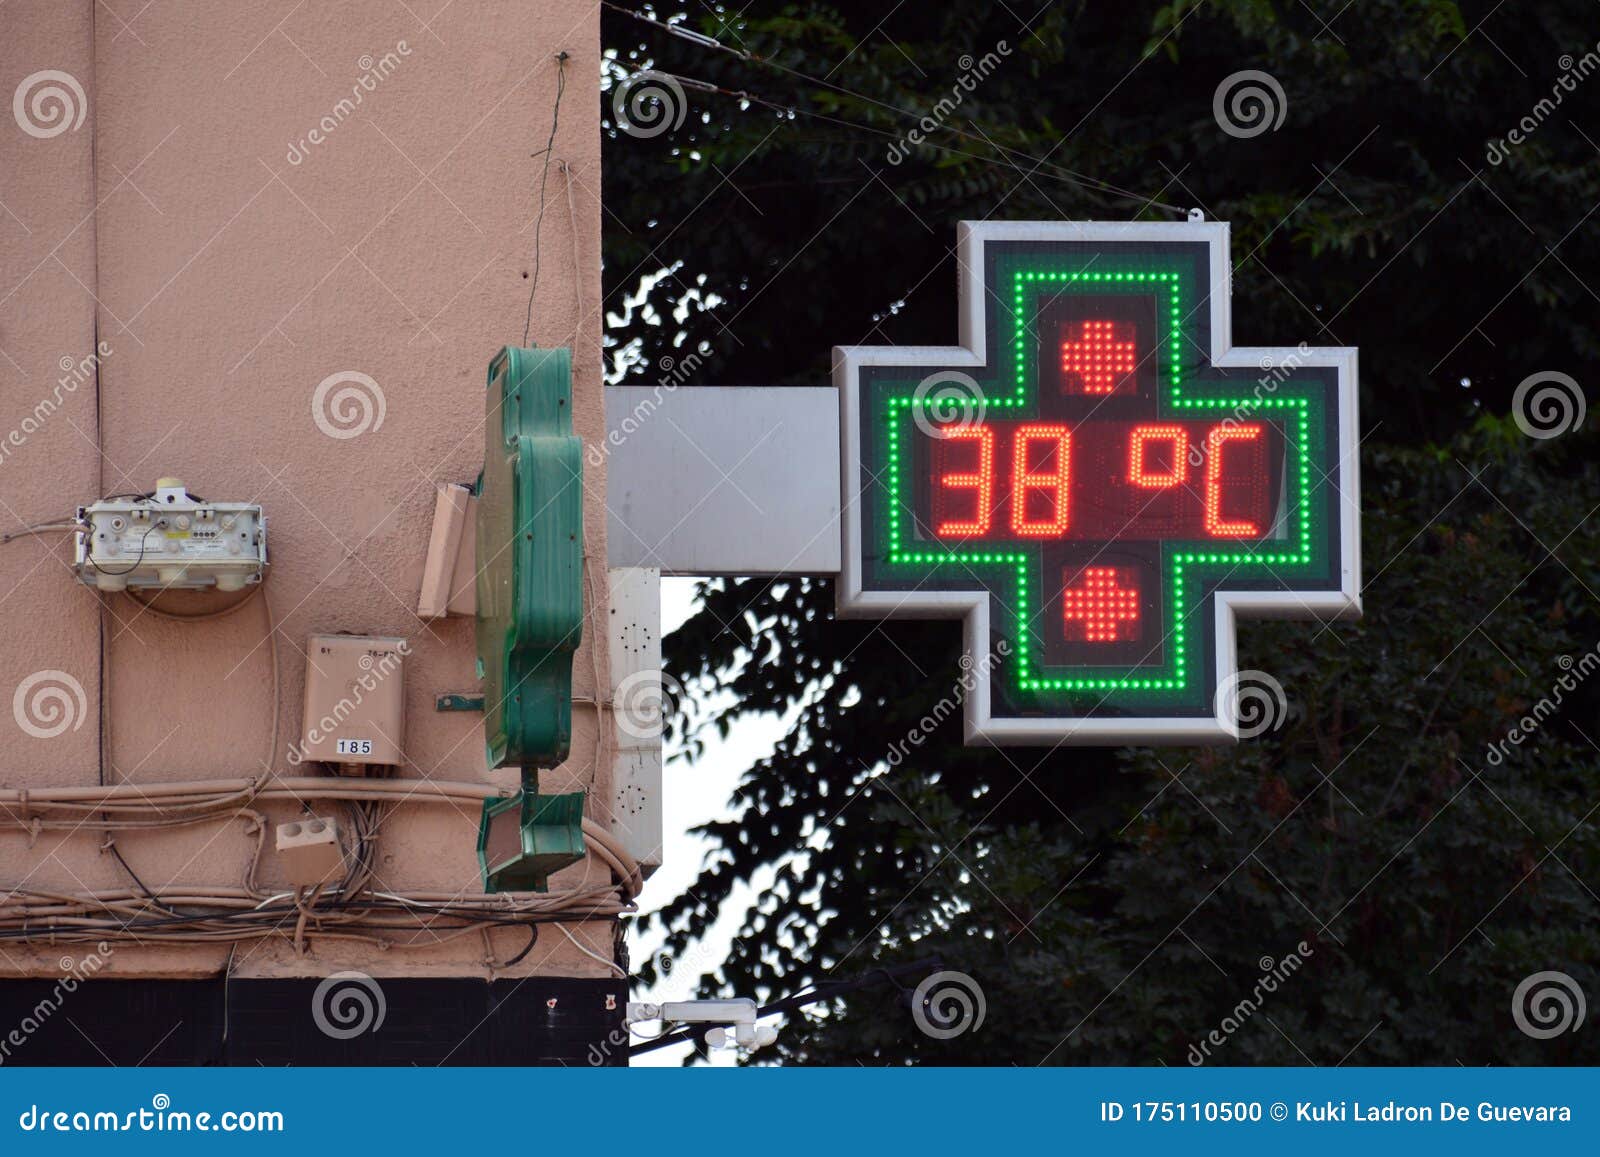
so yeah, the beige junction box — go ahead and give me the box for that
[275,816,345,887]
[299,635,408,769]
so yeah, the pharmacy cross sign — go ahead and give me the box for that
[835,221,1361,745]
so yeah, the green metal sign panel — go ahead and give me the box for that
[475,345,584,771]
[477,789,586,893]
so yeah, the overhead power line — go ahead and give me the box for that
[604,2,1188,216]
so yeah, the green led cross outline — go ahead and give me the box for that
[878,264,1321,697]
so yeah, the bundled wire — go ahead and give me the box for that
[0,887,632,960]
[0,778,642,952]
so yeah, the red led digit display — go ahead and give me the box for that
[1203,424,1265,537]
[1010,423,1072,537]
[933,424,996,537]
[1060,319,1138,395]
[927,419,1276,542]
[1062,566,1142,643]
[1128,423,1189,489]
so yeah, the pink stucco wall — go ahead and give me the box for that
[0,0,611,978]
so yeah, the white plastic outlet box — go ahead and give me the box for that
[74,478,266,592]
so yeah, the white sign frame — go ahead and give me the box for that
[834,220,1362,746]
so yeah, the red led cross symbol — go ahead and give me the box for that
[1060,319,1138,395]
[1061,566,1141,643]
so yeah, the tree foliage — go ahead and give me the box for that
[602,0,1600,1063]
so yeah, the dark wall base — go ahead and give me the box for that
[0,977,628,1066]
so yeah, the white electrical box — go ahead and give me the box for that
[74,478,266,592]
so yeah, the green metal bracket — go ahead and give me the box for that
[435,693,486,712]
[477,790,587,893]
[474,346,584,771]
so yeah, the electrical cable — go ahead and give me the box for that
[0,519,79,545]
[604,2,1188,214]
[523,51,569,345]
[561,159,583,316]
[554,921,628,977]
[122,578,262,622]
[504,924,539,967]
[86,519,158,577]
[96,588,176,915]
[0,778,645,949]
[0,870,632,945]
[582,552,609,795]
[0,900,625,945]
[262,582,280,772]
[566,150,614,802]
[118,574,279,771]
[631,65,1171,208]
